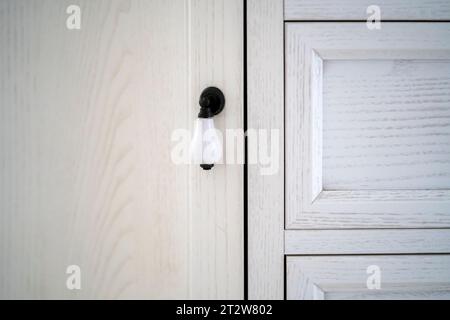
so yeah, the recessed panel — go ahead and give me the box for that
[286,23,450,229]
[323,60,450,190]
[287,255,450,300]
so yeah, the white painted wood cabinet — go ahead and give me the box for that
[0,0,243,299]
[2,0,450,300]
[249,0,450,300]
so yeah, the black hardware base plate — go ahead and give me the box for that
[200,87,225,116]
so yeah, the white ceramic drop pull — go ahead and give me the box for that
[189,87,225,170]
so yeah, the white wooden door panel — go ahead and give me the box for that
[249,0,450,301]
[286,22,450,229]
[287,255,450,300]
[0,0,243,299]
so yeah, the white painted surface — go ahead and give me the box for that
[287,255,450,300]
[0,0,243,299]
[187,0,244,300]
[285,229,450,255]
[323,59,450,190]
[285,0,450,21]
[286,22,450,229]
[247,0,285,300]
[246,0,450,300]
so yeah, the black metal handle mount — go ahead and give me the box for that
[198,87,225,118]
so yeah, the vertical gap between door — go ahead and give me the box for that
[243,0,249,301]
[283,5,287,299]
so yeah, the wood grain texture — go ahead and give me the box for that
[188,0,244,300]
[323,59,450,190]
[287,255,450,300]
[286,22,450,229]
[247,0,284,299]
[285,229,450,255]
[0,0,243,299]
[285,0,450,21]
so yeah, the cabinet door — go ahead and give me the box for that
[287,255,450,300]
[286,23,450,229]
[0,0,243,299]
